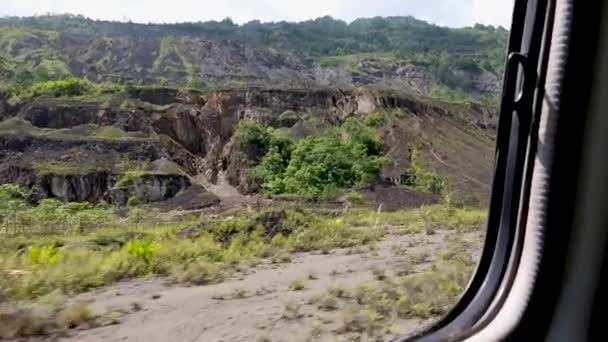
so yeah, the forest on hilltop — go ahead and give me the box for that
[0,14,508,99]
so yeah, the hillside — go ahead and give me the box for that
[0,15,501,207]
[0,15,508,100]
[0,85,495,206]
[0,15,501,341]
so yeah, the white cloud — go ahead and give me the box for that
[0,0,514,28]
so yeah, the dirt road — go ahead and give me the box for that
[58,230,481,342]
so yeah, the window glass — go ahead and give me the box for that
[0,1,512,340]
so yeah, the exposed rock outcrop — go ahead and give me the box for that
[18,98,101,128]
[0,86,497,204]
[0,165,111,202]
[109,174,191,206]
[0,164,194,204]
[153,184,221,211]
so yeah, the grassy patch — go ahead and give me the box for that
[6,77,127,105]
[32,160,102,176]
[0,193,384,301]
[0,117,43,136]
[92,126,130,139]
[401,147,445,195]
[113,159,185,188]
[308,256,475,340]
[343,205,486,233]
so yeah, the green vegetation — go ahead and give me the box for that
[0,118,138,144]
[0,185,385,301]
[6,80,124,106]
[0,180,487,339]
[0,182,485,300]
[0,15,507,98]
[16,77,93,98]
[401,148,446,195]
[0,186,115,234]
[32,160,102,176]
[113,159,184,189]
[0,117,43,136]
[344,204,487,234]
[428,85,469,103]
[306,243,476,339]
[0,15,508,62]
[92,126,130,139]
[234,118,384,200]
[186,78,209,90]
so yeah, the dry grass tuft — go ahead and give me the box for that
[56,300,94,329]
[282,301,303,320]
[288,279,306,291]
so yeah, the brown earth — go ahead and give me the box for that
[0,24,501,96]
[51,229,483,342]
[0,87,496,205]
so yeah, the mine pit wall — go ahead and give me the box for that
[0,87,496,203]
[0,165,191,204]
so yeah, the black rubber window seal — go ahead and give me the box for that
[395,0,550,340]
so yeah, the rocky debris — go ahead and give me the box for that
[109,174,191,206]
[352,181,440,211]
[153,184,220,211]
[0,86,496,205]
[395,64,436,92]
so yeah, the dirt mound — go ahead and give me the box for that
[355,181,439,211]
[154,184,220,211]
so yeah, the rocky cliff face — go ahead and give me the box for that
[0,26,502,98]
[0,164,192,204]
[109,174,191,206]
[0,86,496,205]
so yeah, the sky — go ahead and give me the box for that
[0,0,514,28]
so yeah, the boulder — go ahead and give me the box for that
[110,174,191,205]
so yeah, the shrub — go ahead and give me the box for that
[126,240,157,263]
[279,134,382,200]
[25,78,94,98]
[28,244,61,266]
[364,113,385,127]
[238,118,385,200]
[170,261,224,285]
[401,148,446,195]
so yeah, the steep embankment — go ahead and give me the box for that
[0,86,496,206]
[0,16,506,97]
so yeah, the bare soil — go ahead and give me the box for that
[54,230,483,342]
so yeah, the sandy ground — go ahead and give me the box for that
[51,230,482,342]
